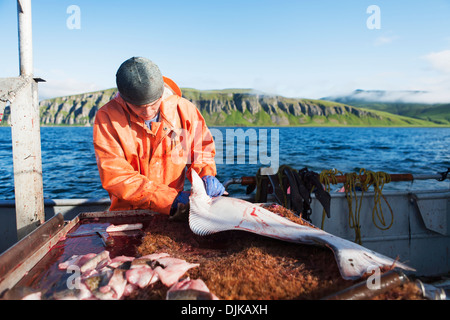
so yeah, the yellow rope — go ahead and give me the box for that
[365,171,394,231]
[320,168,394,244]
[344,171,362,244]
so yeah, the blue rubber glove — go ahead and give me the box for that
[202,175,225,197]
[170,191,190,216]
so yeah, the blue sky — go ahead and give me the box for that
[1,0,450,102]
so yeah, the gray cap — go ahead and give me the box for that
[116,57,164,106]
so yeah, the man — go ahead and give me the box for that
[93,57,224,216]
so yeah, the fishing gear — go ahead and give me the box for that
[255,165,331,222]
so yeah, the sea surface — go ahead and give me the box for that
[0,126,449,200]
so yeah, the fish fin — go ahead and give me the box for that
[189,211,228,236]
[329,242,415,280]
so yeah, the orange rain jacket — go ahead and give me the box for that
[93,77,217,214]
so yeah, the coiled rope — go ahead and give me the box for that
[365,170,394,232]
[320,169,394,244]
[344,171,363,244]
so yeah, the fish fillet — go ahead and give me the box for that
[166,278,219,300]
[32,251,202,300]
[126,265,159,288]
[153,257,200,287]
[188,170,415,280]
[106,223,143,233]
[80,250,110,273]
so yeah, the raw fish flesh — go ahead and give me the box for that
[106,223,143,233]
[166,278,219,300]
[52,251,200,300]
[152,257,200,287]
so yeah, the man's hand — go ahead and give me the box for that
[202,175,225,197]
[169,191,190,221]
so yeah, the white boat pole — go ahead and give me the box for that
[17,0,33,76]
[10,0,44,240]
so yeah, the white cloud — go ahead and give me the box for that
[38,78,104,101]
[424,49,450,74]
[374,35,398,46]
[33,67,112,101]
[407,49,450,103]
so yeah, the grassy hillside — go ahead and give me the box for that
[323,90,450,125]
[0,87,446,127]
[334,101,450,125]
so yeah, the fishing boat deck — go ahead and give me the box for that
[0,208,425,300]
[132,209,422,300]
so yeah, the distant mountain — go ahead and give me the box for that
[322,90,450,125]
[0,88,443,127]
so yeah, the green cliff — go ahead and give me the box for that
[1,88,441,127]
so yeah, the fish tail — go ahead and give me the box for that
[328,241,415,280]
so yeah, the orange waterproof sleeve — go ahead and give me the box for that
[93,110,178,214]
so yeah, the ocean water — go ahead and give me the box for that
[0,126,449,200]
